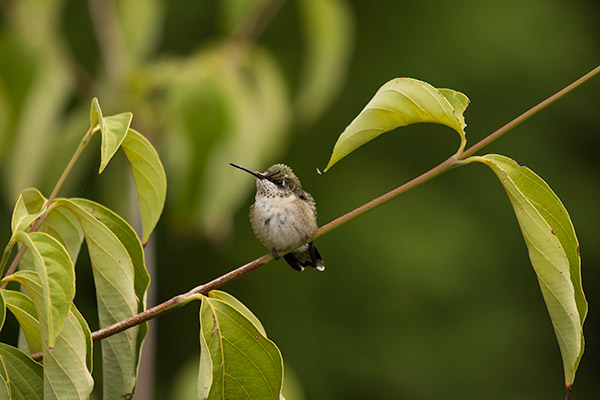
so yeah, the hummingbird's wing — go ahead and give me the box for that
[283,242,325,272]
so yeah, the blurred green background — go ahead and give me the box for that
[1,0,599,399]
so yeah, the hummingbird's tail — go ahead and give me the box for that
[283,242,325,272]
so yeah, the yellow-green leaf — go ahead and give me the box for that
[90,97,134,173]
[121,129,166,245]
[1,289,42,354]
[5,232,74,348]
[473,154,586,387]
[208,290,266,336]
[0,343,43,400]
[10,188,46,234]
[199,295,283,399]
[323,77,469,172]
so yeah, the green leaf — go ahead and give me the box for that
[69,198,149,308]
[54,199,140,400]
[199,295,283,399]
[90,97,101,129]
[0,343,43,400]
[1,289,42,354]
[11,188,46,234]
[296,0,353,125]
[98,112,134,174]
[473,154,586,386]
[43,305,94,400]
[121,128,167,245]
[323,77,469,172]
[90,97,134,173]
[208,290,266,336]
[69,198,149,373]
[40,205,84,265]
[6,232,75,348]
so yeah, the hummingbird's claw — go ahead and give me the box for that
[271,249,280,260]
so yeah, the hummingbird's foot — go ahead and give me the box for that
[271,249,281,260]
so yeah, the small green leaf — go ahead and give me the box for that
[121,128,167,244]
[1,289,42,354]
[199,295,283,399]
[6,232,75,348]
[54,199,140,400]
[0,343,43,400]
[323,77,469,172]
[90,97,101,128]
[208,290,266,336]
[473,154,586,386]
[98,112,133,174]
[90,97,134,173]
[43,305,94,400]
[11,188,46,234]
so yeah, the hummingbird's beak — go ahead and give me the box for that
[229,163,265,179]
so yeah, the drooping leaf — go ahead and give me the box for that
[54,199,140,400]
[6,232,74,348]
[0,343,43,400]
[69,198,149,372]
[296,0,353,125]
[69,198,149,308]
[473,154,586,387]
[10,187,46,234]
[323,77,469,172]
[40,205,84,264]
[1,289,42,354]
[121,128,167,245]
[208,290,266,336]
[42,305,94,400]
[89,97,102,128]
[199,295,283,399]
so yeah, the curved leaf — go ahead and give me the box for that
[474,154,586,386]
[6,232,74,348]
[98,112,133,173]
[90,97,134,173]
[43,305,94,400]
[11,188,46,234]
[54,199,140,400]
[1,289,42,354]
[323,78,469,172]
[0,343,43,400]
[208,290,266,336]
[69,198,149,374]
[199,295,283,399]
[296,0,353,125]
[121,128,167,245]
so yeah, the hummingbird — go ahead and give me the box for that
[230,163,325,272]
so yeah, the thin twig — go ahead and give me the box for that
[1,127,96,288]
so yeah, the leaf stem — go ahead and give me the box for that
[0,126,96,287]
[28,64,600,359]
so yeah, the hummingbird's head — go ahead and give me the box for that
[230,163,303,198]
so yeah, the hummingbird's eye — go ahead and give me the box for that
[273,179,284,187]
